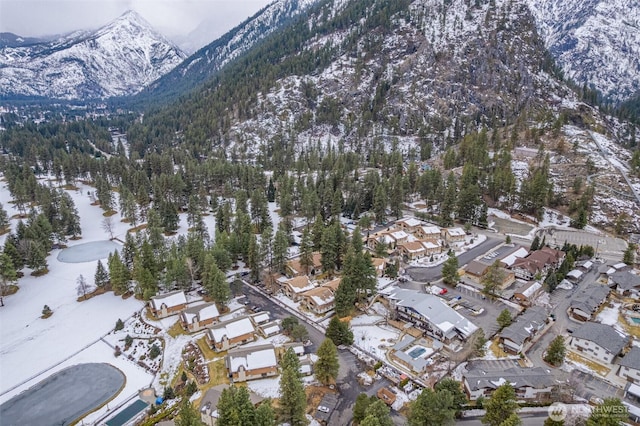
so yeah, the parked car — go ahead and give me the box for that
[439,288,448,295]
[317,406,330,413]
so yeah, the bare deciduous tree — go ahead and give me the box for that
[102,216,115,240]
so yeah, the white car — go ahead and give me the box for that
[317,406,330,413]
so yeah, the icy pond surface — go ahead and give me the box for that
[57,240,121,263]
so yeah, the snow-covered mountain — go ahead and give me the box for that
[528,0,640,103]
[0,11,187,100]
[140,0,318,102]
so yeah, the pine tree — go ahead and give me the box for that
[530,235,540,251]
[496,309,512,329]
[544,336,566,367]
[175,398,204,426]
[203,254,230,308]
[315,338,339,385]
[409,388,456,426]
[482,260,505,298]
[299,227,314,275]
[623,243,637,266]
[0,202,9,230]
[108,251,130,295]
[278,348,308,426]
[442,253,459,286]
[326,316,354,346]
[272,228,289,274]
[0,252,18,304]
[255,401,276,426]
[482,383,519,426]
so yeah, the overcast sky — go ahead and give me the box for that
[0,0,273,51]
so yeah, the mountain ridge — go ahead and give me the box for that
[0,10,186,100]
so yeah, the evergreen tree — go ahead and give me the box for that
[482,260,505,298]
[203,254,230,308]
[299,227,314,275]
[272,227,289,274]
[482,383,519,426]
[175,398,204,426]
[623,243,637,266]
[0,202,9,230]
[530,235,540,251]
[434,378,468,417]
[409,388,456,426]
[217,386,256,426]
[278,348,307,426]
[361,400,393,426]
[0,252,18,304]
[247,234,261,283]
[108,251,130,294]
[326,316,354,346]
[314,338,339,385]
[255,401,276,426]
[496,309,512,329]
[586,398,626,426]
[353,394,377,424]
[442,253,459,286]
[544,336,566,367]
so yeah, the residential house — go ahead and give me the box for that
[442,227,466,244]
[200,385,264,426]
[388,335,439,374]
[464,261,489,283]
[396,217,424,234]
[569,284,610,321]
[250,312,271,326]
[566,269,584,283]
[285,252,322,277]
[280,275,316,302]
[398,241,427,261]
[463,360,554,401]
[618,347,640,383]
[387,229,410,247]
[258,320,281,338]
[180,303,220,333]
[371,258,386,277]
[301,286,335,314]
[206,316,256,352]
[149,290,187,319]
[383,287,478,343]
[513,281,543,306]
[367,232,396,252]
[569,322,630,364]
[499,306,548,354]
[511,247,564,281]
[415,225,442,242]
[226,344,278,382]
[609,271,640,297]
[420,240,442,256]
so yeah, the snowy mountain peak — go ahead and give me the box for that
[0,10,187,100]
[527,0,640,102]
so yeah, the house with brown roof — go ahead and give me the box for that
[464,261,490,282]
[377,387,397,406]
[206,316,256,352]
[280,275,316,302]
[301,286,335,315]
[513,281,543,306]
[398,241,427,261]
[420,240,442,256]
[180,303,220,333]
[286,252,322,277]
[226,344,278,382]
[149,290,188,319]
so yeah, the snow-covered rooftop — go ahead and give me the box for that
[150,290,187,310]
[227,344,277,373]
[209,317,255,342]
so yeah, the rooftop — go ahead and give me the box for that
[150,290,187,310]
[227,344,277,373]
[385,288,478,339]
[208,316,255,342]
[610,271,640,290]
[181,302,219,323]
[464,362,554,391]
[572,322,629,355]
[499,306,548,346]
[618,347,640,370]
[570,284,610,314]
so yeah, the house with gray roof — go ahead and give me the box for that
[499,306,548,354]
[569,322,630,365]
[617,347,640,383]
[463,360,555,401]
[609,271,640,297]
[383,288,478,343]
[388,335,440,374]
[568,284,610,321]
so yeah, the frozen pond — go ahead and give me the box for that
[0,363,124,426]
[57,240,120,263]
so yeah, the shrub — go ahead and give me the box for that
[115,318,124,331]
[149,344,161,359]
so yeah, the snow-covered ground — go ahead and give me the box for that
[352,324,399,359]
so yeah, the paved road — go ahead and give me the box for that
[458,412,549,426]
[244,284,365,424]
[405,235,503,283]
